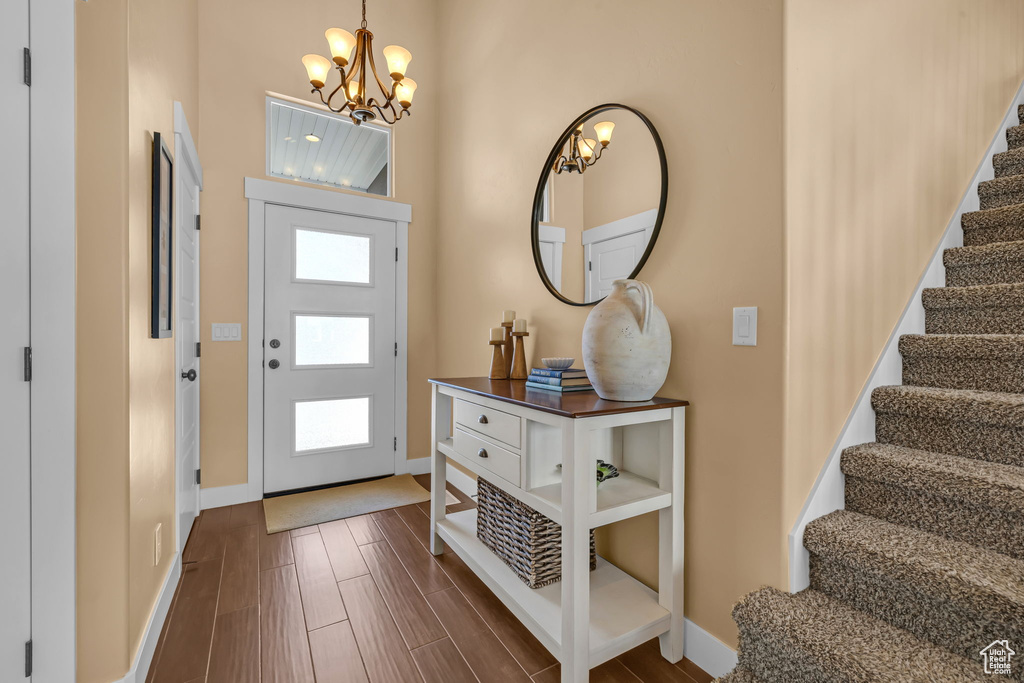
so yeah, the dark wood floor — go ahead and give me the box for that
[147,474,712,683]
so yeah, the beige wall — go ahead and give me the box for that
[783,0,1024,551]
[196,0,440,488]
[76,0,131,679]
[76,0,199,679]
[435,0,786,646]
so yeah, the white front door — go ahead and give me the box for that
[175,131,202,554]
[263,204,398,493]
[1,0,33,677]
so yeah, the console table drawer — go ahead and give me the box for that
[454,398,521,449]
[454,428,521,486]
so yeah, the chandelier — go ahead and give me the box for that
[301,0,417,126]
[554,121,615,173]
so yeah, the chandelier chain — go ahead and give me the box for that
[361,0,367,28]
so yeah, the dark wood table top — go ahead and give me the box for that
[429,377,688,419]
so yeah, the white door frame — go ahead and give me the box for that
[29,0,77,679]
[174,102,203,550]
[244,177,411,503]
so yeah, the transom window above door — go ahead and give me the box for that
[266,95,392,196]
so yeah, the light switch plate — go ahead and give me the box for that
[211,323,242,341]
[733,307,758,346]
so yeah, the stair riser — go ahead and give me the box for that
[809,556,1024,682]
[925,307,1024,334]
[875,413,1024,467]
[979,185,1024,210]
[963,225,1024,247]
[845,477,1024,560]
[946,260,1024,287]
[736,627,857,683]
[995,154,1024,179]
[1009,126,1024,150]
[902,357,1024,393]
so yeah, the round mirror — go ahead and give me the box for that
[531,104,667,306]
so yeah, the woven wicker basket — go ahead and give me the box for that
[476,477,596,588]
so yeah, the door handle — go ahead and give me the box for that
[477,415,488,424]
[181,368,197,382]
[477,448,488,458]
[268,359,280,370]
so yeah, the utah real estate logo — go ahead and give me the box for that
[980,640,1015,675]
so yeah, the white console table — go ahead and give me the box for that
[428,378,687,683]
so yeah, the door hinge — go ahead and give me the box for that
[194,469,201,486]
[195,341,202,358]
[588,260,593,272]
[195,215,201,231]
[23,347,32,382]
[394,342,398,357]
[25,640,32,677]
[394,437,397,451]
[395,247,398,262]
[23,48,31,86]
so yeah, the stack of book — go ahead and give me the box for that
[524,367,594,393]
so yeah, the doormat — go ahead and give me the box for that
[262,474,455,534]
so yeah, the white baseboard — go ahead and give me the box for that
[406,456,431,476]
[684,617,738,678]
[115,551,182,683]
[787,77,1024,592]
[200,482,252,510]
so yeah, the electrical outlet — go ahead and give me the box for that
[154,523,162,566]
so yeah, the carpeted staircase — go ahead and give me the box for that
[717,108,1024,682]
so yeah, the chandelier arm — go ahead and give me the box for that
[364,45,396,103]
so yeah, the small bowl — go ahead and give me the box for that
[541,357,575,370]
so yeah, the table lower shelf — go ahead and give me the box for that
[434,508,671,668]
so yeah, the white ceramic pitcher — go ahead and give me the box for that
[582,279,671,401]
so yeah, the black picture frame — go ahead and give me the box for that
[530,103,669,307]
[151,132,174,338]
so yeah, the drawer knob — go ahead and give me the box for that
[477,448,488,458]
[477,415,489,424]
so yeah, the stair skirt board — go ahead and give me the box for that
[746,79,1024,683]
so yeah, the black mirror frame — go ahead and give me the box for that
[530,103,668,307]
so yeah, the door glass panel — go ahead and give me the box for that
[294,314,371,366]
[295,397,371,452]
[295,228,371,283]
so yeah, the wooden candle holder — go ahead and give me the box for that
[489,340,508,379]
[501,321,514,377]
[510,331,530,380]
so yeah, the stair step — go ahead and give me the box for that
[923,281,1024,334]
[842,442,1024,558]
[1008,123,1024,150]
[962,204,1024,247]
[995,146,1024,178]
[733,586,994,682]
[900,334,1024,392]
[871,384,1024,466]
[944,240,1024,287]
[714,666,762,683]
[979,174,1024,210]
[805,509,1024,674]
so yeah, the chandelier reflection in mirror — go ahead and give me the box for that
[301,0,418,126]
[554,120,616,174]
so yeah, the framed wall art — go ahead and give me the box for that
[151,131,173,338]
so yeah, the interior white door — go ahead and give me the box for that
[585,229,649,300]
[0,0,33,677]
[263,204,398,493]
[175,139,201,554]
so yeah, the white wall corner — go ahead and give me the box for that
[787,77,1024,593]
